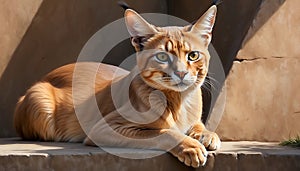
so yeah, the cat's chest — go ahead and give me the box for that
[173,101,202,133]
[164,90,202,133]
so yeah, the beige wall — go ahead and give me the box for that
[168,0,262,122]
[0,0,42,76]
[0,0,43,137]
[0,0,167,137]
[2,0,297,141]
[216,0,300,141]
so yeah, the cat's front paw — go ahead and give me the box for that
[189,131,221,151]
[171,137,208,168]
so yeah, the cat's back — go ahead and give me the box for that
[43,62,129,89]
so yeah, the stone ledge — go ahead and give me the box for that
[0,138,299,171]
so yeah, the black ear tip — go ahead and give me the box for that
[118,1,131,10]
[212,0,222,6]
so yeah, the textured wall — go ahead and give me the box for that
[2,0,296,142]
[0,0,42,76]
[216,0,300,141]
[167,0,262,122]
[0,0,167,137]
[168,0,262,74]
[0,0,43,137]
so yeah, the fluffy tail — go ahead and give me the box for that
[14,82,57,141]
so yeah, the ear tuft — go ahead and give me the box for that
[212,0,222,6]
[118,1,130,10]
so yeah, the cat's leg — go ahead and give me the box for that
[84,114,208,168]
[187,122,221,151]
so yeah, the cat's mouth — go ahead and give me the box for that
[162,77,188,87]
[157,75,195,91]
[174,82,187,87]
[170,81,191,91]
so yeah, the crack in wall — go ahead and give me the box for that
[234,56,288,62]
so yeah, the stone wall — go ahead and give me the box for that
[0,0,43,137]
[0,0,42,76]
[0,0,167,137]
[1,0,298,142]
[216,0,300,141]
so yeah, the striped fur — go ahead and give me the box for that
[14,5,220,168]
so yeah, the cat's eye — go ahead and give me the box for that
[187,51,201,62]
[155,52,170,63]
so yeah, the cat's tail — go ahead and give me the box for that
[14,82,57,141]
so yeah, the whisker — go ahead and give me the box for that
[206,75,220,85]
[201,75,222,93]
[202,81,212,90]
[204,73,222,92]
[203,80,217,92]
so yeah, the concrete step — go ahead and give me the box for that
[0,138,299,171]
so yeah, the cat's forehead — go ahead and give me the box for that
[156,26,184,31]
[153,27,194,52]
[156,26,186,38]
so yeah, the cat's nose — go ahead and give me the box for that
[174,71,188,80]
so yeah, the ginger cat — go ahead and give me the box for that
[14,5,221,168]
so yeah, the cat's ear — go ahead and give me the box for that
[188,5,217,47]
[124,9,158,51]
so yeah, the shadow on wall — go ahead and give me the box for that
[168,0,285,121]
[0,0,167,137]
[0,0,285,137]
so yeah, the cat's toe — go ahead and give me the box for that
[200,132,221,151]
[172,137,208,168]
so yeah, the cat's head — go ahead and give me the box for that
[125,6,217,92]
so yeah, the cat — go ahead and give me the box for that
[14,5,220,168]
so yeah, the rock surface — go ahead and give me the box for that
[0,138,299,171]
[216,0,300,141]
[217,58,300,141]
[0,0,42,76]
[238,0,300,59]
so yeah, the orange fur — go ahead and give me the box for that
[14,6,220,168]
